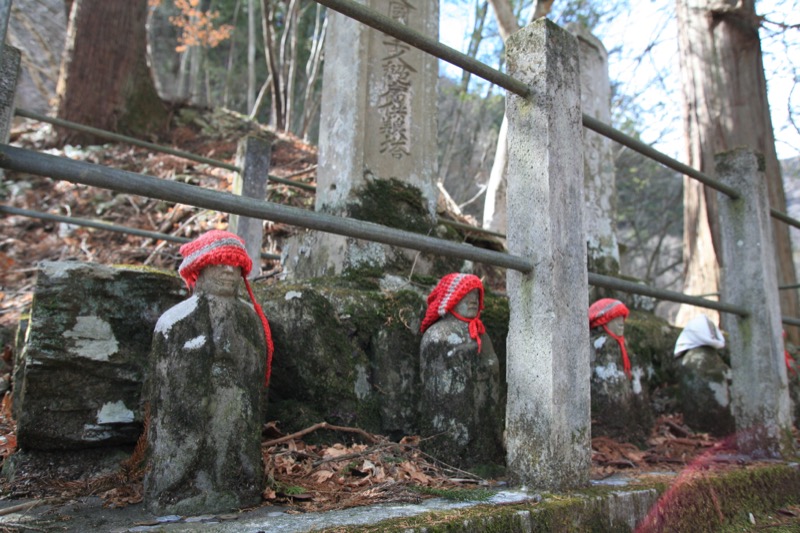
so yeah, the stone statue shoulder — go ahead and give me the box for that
[154,294,200,339]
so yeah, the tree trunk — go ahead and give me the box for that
[300,3,326,141]
[675,0,799,343]
[247,0,256,112]
[487,0,519,40]
[483,0,554,232]
[482,0,521,233]
[261,0,284,130]
[55,0,166,145]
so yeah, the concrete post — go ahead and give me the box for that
[567,23,619,276]
[505,19,591,490]
[0,43,20,144]
[715,148,795,457]
[229,135,271,278]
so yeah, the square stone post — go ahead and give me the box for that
[715,148,795,457]
[229,135,271,278]
[0,43,20,144]
[505,19,591,490]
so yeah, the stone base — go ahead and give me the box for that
[281,230,464,280]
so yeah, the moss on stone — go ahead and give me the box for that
[625,310,679,386]
[348,177,433,234]
[320,464,800,532]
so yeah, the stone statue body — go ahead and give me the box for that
[419,288,503,468]
[145,265,266,515]
[589,311,652,446]
[676,346,734,437]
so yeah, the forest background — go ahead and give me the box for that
[6,0,800,324]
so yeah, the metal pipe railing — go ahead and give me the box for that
[588,272,749,316]
[14,108,317,192]
[769,208,800,232]
[0,205,282,261]
[0,143,533,272]
[18,108,518,240]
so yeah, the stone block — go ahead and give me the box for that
[15,262,185,450]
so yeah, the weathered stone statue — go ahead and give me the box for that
[673,315,734,437]
[589,298,652,445]
[145,230,274,515]
[418,273,503,469]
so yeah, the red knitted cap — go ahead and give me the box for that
[589,298,629,329]
[421,273,485,334]
[178,230,275,386]
[178,230,252,289]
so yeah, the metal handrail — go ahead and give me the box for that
[0,143,759,316]
[588,272,749,316]
[0,143,533,272]
[0,205,281,261]
[14,108,317,192]
[17,108,515,239]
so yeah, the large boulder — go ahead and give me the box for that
[14,262,185,450]
[258,280,426,439]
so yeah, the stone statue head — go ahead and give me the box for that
[673,314,725,358]
[196,264,242,298]
[178,230,253,290]
[453,288,480,319]
[605,316,625,337]
[421,273,487,352]
[588,298,632,379]
[588,298,629,332]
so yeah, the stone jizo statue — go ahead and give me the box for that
[418,273,503,469]
[785,331,800,428]
[673,314,734,437]
[588,298,652,445]
[589,298,631,379]
[144,230,274,516]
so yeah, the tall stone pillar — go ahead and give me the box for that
[229,135,272,279]
[282,0,441,279]
[0,43,20,144]
[505,20,591,490]
[715,148,795,458]
[567,23,619,276]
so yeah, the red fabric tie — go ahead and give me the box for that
[450,310,486,354]
[603,325,631,380]
[786,349,797,377]
[243,277,274,386]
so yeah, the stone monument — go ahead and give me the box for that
[418,273,503,468]
[282,0,442,279]
[145,230,274,515]
[589,298,652,445]
[673,314,734,437]
[567,23,619,276]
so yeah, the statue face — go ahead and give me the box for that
[454,289,480,319]
[196,264,241,297]
[606,316,625,337]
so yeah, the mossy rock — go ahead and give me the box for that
[624,310,680,387]
[348,177,433,235]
